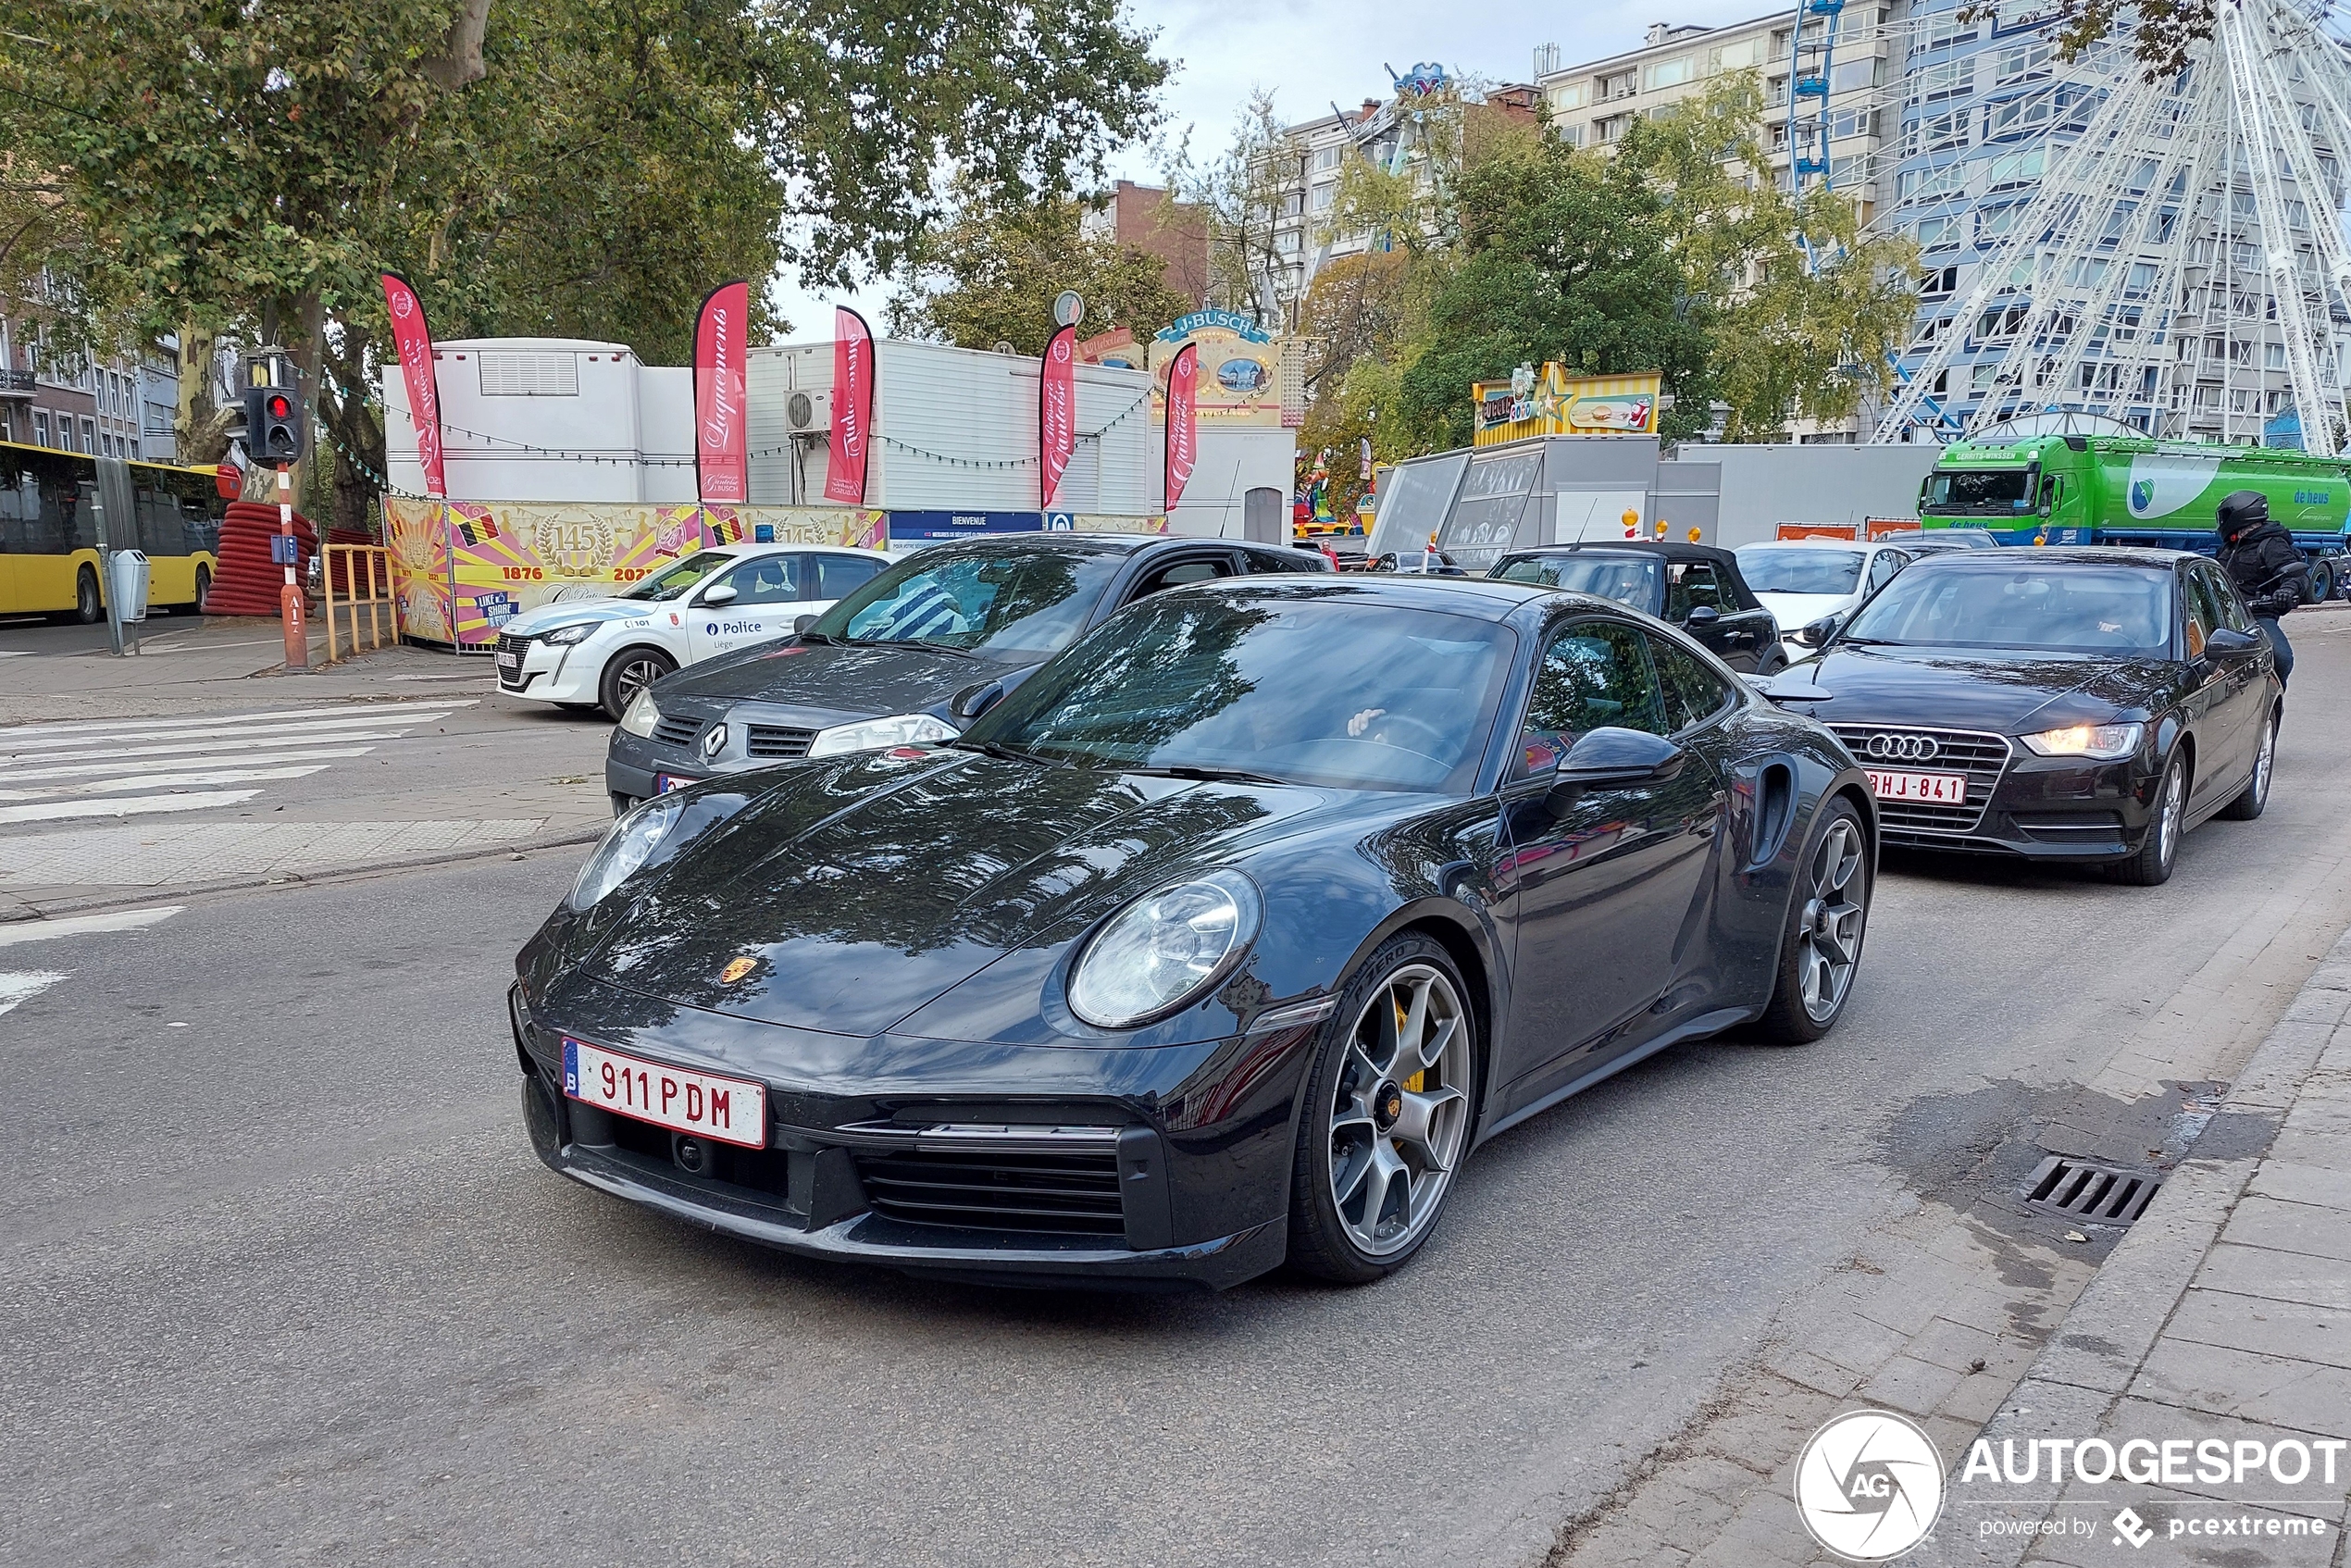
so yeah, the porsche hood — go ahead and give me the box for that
[576,752,1341,1035]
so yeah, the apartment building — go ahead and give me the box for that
[0,292,179,461]
[1079,179,1212,309]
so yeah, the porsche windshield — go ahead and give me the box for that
[1735,545,1866,596]
[1493,554,1661,612]
[810,546,1126,659]
[621,552,731,602]
[1837,563,2172,654]
[967,591,1515,792]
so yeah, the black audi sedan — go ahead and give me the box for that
[605,532,1330,813]
[1787,548,2280,885]
[1488,541,1786,673]
[514,575,1878,1289]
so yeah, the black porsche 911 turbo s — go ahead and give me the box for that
[604,532,1328,815]
[1785,547,2282,885]
[512,576,1878,1289]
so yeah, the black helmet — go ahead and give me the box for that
[2217,490,2269,537]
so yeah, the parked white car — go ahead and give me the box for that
[494,543,890,718]
[1733,538,1918,665]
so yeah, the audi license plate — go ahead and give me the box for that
[562,1038,765,1148]
[1866,768,1969,803]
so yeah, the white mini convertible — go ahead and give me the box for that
[493,544,890,718]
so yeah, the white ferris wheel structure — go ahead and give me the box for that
[1788,0,2351,454]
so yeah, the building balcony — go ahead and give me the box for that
[0,369,35,399]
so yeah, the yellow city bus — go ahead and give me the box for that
[0,440,223,621]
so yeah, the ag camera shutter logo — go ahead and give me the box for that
[1794,1409,1946,1560]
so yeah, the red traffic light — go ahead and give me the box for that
[267,393,292,419]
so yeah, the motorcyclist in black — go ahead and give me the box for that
[2215,491,2302,688]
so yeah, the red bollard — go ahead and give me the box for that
[278,465,308,670]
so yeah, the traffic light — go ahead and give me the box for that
[243,352,306,465]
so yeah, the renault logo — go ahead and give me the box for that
[1866,733,1940,763]
[701,723,728,761]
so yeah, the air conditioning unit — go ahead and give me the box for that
[785,388,832,433]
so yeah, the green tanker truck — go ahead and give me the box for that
[1916,435,2351,600]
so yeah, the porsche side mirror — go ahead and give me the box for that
[949,679,1005,720]
[1686,604,1722,628]
[794,613,819,635]
[700,582,739,606]
[1546,727,1686,807]
[2206,626,2263,659]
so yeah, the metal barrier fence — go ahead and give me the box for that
[323,543,400,662]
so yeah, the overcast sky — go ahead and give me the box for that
[768,0,1778,335]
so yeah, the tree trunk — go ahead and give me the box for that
[422,0,494,89]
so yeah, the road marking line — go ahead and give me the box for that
[0,765,332,802]
[0,745,379,784]
[0,790,261,825]
[0,712,453,759]
[0,651,33,659]
[0,699,478,741]
[0,733,400,770]
[0,971,69,1015]
[0,904,182,948]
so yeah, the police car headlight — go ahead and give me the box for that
[617,688,662,738]
[541,621,599,646]
[2021,722,2144,760]
[1068,870,1263,1029]
[569,794,683,910]
[805,712,957,758]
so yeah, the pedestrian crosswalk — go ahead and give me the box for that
[0,700,476,827]
[0,903,182,1017]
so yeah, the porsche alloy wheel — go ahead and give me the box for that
[1757,797,1872,1044]
[1290,938,1474,1282]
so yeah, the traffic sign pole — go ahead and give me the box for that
[278,464,308,669]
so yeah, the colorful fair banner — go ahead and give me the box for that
[379,272,447,498]
[693,280,750,504]
[382,499,887,648]
[1471,364,1662,446]
[1146,309,1287,429]
[826,306,875,504]
[1039,324,1077,509]
[1163,341,1199,512]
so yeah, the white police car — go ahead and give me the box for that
[494,543,889,718]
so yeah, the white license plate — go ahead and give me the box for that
[562,1038,765,1148]
[495,653,519,670]
[1866,768,1969,803]
[653,772,697,793]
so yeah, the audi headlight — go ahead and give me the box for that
[569,794,683,910]
[2021,721,2145,760]
[541,621,599,646]
[805,711,957,758]
[617,688,661,738]
[1068,869,1263,1030]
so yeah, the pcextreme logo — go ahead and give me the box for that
[1794,1410,1946,1561]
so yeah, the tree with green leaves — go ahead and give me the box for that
[1613,74,1917,442]
[885,191,1194,355]
[0,0,1165,528]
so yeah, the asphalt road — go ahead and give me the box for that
[6,616,2351,1568]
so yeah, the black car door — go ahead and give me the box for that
[2186,560,2264,798]
[1492,615,1727,1108]
[1670,559,1772,672]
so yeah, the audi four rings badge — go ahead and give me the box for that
[1867,733,1941,762]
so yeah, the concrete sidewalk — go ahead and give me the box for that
[1938,928,2351,1565]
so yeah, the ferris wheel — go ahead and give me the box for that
[1871,0,2351,454]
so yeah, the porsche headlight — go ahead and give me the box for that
[569,794,683,910]
[617,688,661,738]
[805,711,957,758]
[2021,722,2144,760]
[541,621,599,646]
[1068,869,1263,1029]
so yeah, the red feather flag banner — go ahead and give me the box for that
[1039,324,1077,510]
[825,306,875,504]
[379,272,446,499]
[693,280,750,504]
[1163,341,1200,513]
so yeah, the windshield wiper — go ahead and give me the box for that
[848,636,978,659]
[948,739,1060,766]
[1124,764,1291,786]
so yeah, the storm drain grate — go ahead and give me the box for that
[2023,1156,2163,1226]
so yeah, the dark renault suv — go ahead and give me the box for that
[605,531,1330,812]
